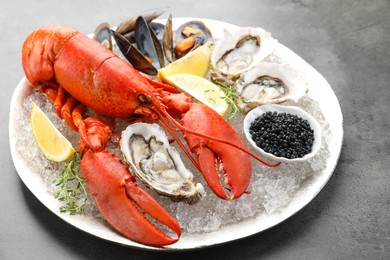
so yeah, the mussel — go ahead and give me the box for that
[174,21,212,58]
[92,19,159,75]
[134,16,165,69]
[92,13,214,75]
[93,22,113,50]
[116,8,166,35]
[162,14,174,63]
[114,14,170,73]
[112,30,158,75]
[149,22,165,41]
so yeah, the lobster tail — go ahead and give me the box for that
[22,26,79,86]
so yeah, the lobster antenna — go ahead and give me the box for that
[157,116,201,171]
[157,109,280,167]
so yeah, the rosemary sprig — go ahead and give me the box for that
[54,153,89,215]
[215,81,243,120]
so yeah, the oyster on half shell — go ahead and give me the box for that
[236,62,308,111]
[211,27,278,81]
[120,123,204,204]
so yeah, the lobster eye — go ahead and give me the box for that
[138,94,149,104]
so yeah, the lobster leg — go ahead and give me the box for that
[61,96,79,131]
[81,150,180,246]
[54,86,66,118]
[43,87,57,104]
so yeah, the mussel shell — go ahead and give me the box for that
[162,14,174,63]
[121,31,136,44]
[175,21,212,43]
[135,16,165,69]
[115,8,166,35]
[173,21,212,59]
[93,22,113,50]
[112,30,157,75]
[121,22,165,44]
[149,22,165,41]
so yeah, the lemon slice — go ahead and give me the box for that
[164,73,228,115]
[158,42,212,81]
[30,102,75,162]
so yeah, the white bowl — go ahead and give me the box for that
[243,104,322,163]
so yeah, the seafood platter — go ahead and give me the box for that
[9,12,343,250]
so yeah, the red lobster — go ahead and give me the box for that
[22,25,278,246]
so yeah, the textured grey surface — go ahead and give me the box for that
[1,0,389,259]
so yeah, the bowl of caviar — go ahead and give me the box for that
[243,104,322,163]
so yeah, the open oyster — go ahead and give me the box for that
[236,62,308,111]
[120,123,204,204]
[211,27,278,81]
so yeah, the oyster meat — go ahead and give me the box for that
[211,27,278,81]
[120,123,204,204]
[236,62,308,111]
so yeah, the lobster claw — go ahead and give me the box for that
[181,103,252,200]
[81,150,180,247]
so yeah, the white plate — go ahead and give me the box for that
[9,18,343,251]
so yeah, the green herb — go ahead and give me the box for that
[54,153,89,215]
[208,97,217,104]
[216,81,242,120]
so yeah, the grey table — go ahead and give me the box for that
[1,0,389,259]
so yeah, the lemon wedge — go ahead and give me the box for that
[164,73,228,116]
[30,102,75,162]
[158,42,212,81]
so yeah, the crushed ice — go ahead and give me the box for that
[15,77,331,235]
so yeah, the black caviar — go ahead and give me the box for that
[249,111,315,159]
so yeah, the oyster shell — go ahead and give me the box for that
[236,62,308,111]
[211,27,278,81]
[120,123,204,204]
